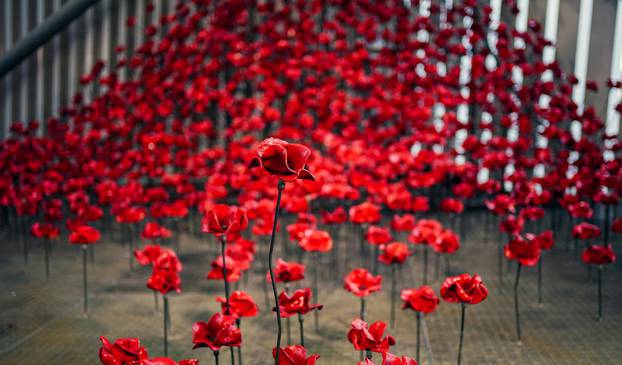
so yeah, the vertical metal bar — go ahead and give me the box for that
[67,0,78,103]
[606,0,622,137]
[534,0,560,178]
[100,0,111,67]
[118,0,128,81]
[2,1,13,138]
[571,0,594,142]
[135,0,145,48]
[20,0,29,125]
[52,0,62,117]
[35,0,45,133]
[84,5,95,102]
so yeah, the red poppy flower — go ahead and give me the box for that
[572,222,601,240]
[276,288,323,317]
[612,217,622,233]
[298,229,333,252]
[69,225,101,245]
[366,226,393,246]
[147,269,181,295]
[207,255,242,283]
[431,229,460,254]
[347,319,396,353]
[116,206,146,224]
[499,215,524,234]
[141,222,172,240]
[382,352,418,365]
[216,290,259,319]
[391,214,416,232]
[98,336,148,365]
[287,222,314,242]
[271,259,305,283]
[567,201,593,219]
[344,268,382,297]
[321,207,348,225]
[401,285,439,314]
[411,196,430,213]
[582,245,617,265]
[532,230,554,251]
[349,202,382,224]
[408,219,442,245]
[249,138,314,181]
[440,273,488,305]
[201,204,248,237]
[504,235,541,266]
[134,244,166,266]
[440,198,464,214]
[485,194,516,215]
[378,242,411,265]
[31,222,60,240]
[272,345,320,365]
[192,313,241,351]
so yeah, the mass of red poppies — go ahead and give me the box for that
[2,0,620,364]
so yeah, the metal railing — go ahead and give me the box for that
[0,0,174,139]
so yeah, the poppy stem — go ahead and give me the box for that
[537,257,543,304]
[313,253,319,332]
[365,349,372,359]
[154,291,159,311]
[268,179,285,365]
[416,311,421,364]
[390,265,396,329]
[604,204,610,246]
[163,294,168,357]
[82,244,88,316]
[497,225,503,286]
[597,265,602,321]
[423,247,428,284]
[214,350,219,365]
[284,284,291,344]
[298,313,305,347]
[230,346,235,365]
[457,302,466,365]
[514,263,522,341]
[360,297,366,321]
[44,239,50,282]
[236,319,243,365]
[128,224,134,270]
[220,236,230,314]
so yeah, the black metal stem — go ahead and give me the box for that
[268,180,285,365]
[82,244,88,316]
[416,311,421,364]
[514,263,522,341]
[423,247,428,284]
[214,350,220,365]
[236,319,243,365]
[457,303,466,365]
[220,236,230,314]
[390,265,396,329]
[44,240,50,282]
[597,265,602,321]
[163,295,168,357]
[298,313,305,347]
[537,256,543,304]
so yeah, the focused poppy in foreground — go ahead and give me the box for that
[271,258,305,283]
[249,138,315,181]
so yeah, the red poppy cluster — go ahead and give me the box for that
[0,0,618,362]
